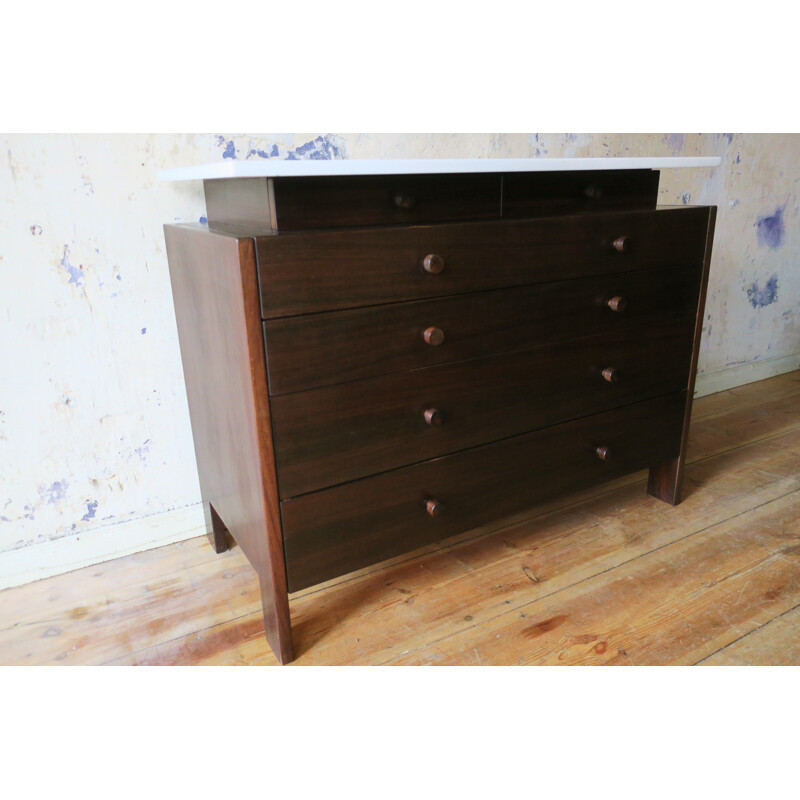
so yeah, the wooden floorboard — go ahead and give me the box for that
[698,602,800,666]
[1,371,799,666]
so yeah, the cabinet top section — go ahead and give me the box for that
[158,156,721,182]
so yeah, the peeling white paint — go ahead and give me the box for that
[0,133,798,587]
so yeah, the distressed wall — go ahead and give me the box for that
[1,133,798,587]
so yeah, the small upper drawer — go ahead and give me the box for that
[256,206,711,318]
[271,173,501,230]
[264,264,701,395]
[503,169,659,217]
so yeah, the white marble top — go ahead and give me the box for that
[158,156,721,182]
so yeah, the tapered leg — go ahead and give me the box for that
[206,502,231,554]
[166,225,293,664]
[648,457,682,506]
[648,207,717,509]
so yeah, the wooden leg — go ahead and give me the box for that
[648,457,682,506]
[166,225,293,664]
[260,575,293,664]
[206,503,231,554]
[649,209,716,509]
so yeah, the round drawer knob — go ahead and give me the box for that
[602,367,619,383]
[424,407,443,426]
[607,296,627,313]
[612,235,629,253]
[423,326,445,346]
[422,253,445,274]
[595,445,611,461]
[584,184,603,200]
[394,192,416,210]
[426,499,444,518]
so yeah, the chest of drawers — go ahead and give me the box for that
[162,157,718,664]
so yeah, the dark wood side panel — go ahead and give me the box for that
[281,392,687,592]
[271,173,501,230]
[256,206,710,318]
[271,319,696,498]
[264,264,701,395]
[503,169,660,217]
[164,223,292,663]
[648,206,717,504]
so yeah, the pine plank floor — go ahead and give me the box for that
[2,370,799,666]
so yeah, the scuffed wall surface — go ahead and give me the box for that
[1,133,798,576]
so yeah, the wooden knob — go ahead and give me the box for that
[423,326,445,346]
[607,296,627,313]
[422,253,445,274]
[425,499,444,518]
[595,446,610,461]
[394,192,415,210]
[602,367,619,383]
[612,236,629,253]
[424,407,443,426]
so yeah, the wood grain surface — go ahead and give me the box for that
[280,392,686,591]
[502,169,659,217]
[255,206,711,318]
[271,320,695,497]
[164,224,292,662]
[263,264,701,395]
[271,173,501,229]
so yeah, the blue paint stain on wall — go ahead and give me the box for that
[40,480,68,504]
[681,192,691,205]
[134,440,151,463]
[755,205,786,249]
[746,274,780,308]
[287,135,343,161]
[216,135,237,159]
[663,133,685,153]
[61,245,83,286]
[141,327,147,335]
[247,144,280,159]
[82,500,99,521]
[199,216,207,224]
[219,134,343,163]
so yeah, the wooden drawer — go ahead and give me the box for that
[271,319,694,498]
[281,391,686,592]
[264,264,701,395]
[503,169,659,217]
[256,206,711,318]
[271,173,501,230]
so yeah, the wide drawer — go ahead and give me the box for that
[264,264,701,395]
[271,318,694,498]
[256,206,711,318]
[271,173,502,230]
[281,391,686,592]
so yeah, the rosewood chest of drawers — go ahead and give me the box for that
[162,157,718,664]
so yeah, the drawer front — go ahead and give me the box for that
[264,264,701,395]
[503,169,659,218]
[256,206,711,318]
[281,392,686,592]
[271,174,501,230]
[271,319,694,498]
